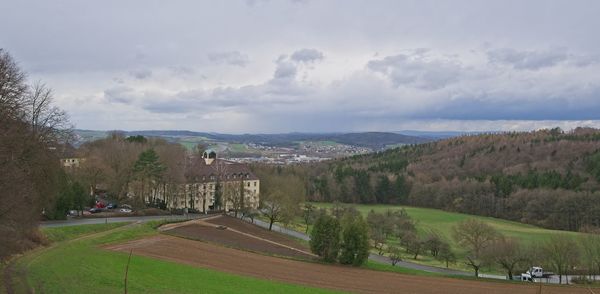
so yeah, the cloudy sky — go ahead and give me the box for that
[2,0,600,133]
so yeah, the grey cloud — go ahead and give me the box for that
[129,68,153,79]
[207,51,250,67]
[568,54,600,67]
[487,48,567,70]
[367,54,462,90]
[103,86,136,104]
[408,93,600,121]
[291,48,324,63]
[273,61,297,79]
[169,66,196,76]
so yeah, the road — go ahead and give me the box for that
[40,213,205,227]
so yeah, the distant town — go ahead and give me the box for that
[72,129,426,164]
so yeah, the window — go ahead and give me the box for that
[247,182,251,187]
[254,182,257,187]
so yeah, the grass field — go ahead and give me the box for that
[11,222,338,294]
[41,222,129,242]
[228,143,248,153]
[311,203,581,246]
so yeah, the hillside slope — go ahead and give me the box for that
[301,127,600,231]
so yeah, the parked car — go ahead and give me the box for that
[521,267,553,281]
[107,203,118,209]
[89,207,103,213]
[119,208,132,213]
[67,210,80,217]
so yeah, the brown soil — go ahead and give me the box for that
[105,235,588,294]
[206,216,311,250]
[165,216,314,260]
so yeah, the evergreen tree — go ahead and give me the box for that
[310,214,341,263]
[132,148,166,205]
[374,175,391,203]
[71,181,87,215]
[339,214,370,266]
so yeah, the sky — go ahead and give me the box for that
[2,0,600,133]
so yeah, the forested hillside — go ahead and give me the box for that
[254,128,600,232]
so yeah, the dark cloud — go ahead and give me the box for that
[408,94,600,121]
[273,61,297,79]
[207,51,250,67]
[290,48,324,63]
[103,86,136,104]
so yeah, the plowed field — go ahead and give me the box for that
[105,232,587,294]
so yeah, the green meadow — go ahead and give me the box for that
[9,222,338,294]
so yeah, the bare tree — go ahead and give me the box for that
[580,232,600,279]
[387,246,403,266]
[25,81,73,144]
[436,243,456,268]
[302,203,316,234]
[543,235,580,284]
[260,174,304,230]
[482,237,525,280]
[0,49,28,119]
[452,218,500,277]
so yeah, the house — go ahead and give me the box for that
[58,144,84,168]
[151,150,260,212]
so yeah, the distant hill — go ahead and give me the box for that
[397,130,492,139]
[73,130,431,149]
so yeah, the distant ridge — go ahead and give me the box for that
[73,129,433,149]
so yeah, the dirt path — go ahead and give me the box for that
[105,235,589,294]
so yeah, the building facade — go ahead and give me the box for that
[152,151,260,212]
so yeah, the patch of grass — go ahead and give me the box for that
[228,143,248,153]
[15,222,339,294]
[41,222,129,243]
[311,203,581,246]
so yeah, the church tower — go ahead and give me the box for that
[202,150,217,165]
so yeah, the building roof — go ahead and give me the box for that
[190,158,259,183]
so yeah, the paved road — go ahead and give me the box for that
[40,214,205,227]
